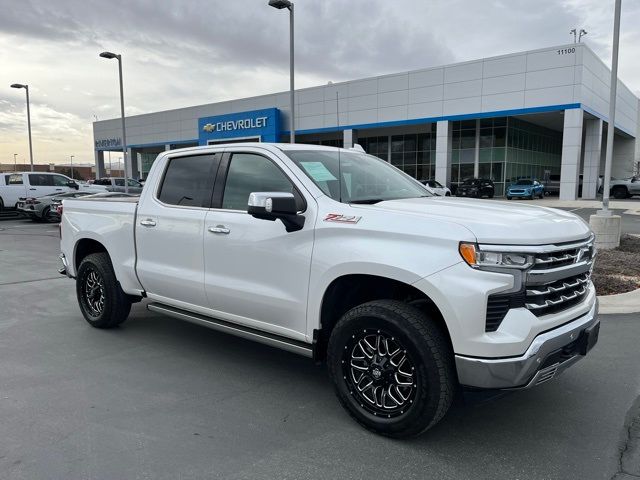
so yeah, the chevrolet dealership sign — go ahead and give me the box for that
[202,116,268,133]
[198,108,280,144]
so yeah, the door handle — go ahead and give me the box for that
[140,219,157,227]
[29,188,36,190]
[208,225,230,234]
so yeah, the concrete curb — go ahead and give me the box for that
[598,288,640,314]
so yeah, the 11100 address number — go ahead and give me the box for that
[557,47,576,55]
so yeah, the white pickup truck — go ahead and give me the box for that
[59,143,599,437]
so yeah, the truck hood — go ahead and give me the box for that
[362,197,591,245]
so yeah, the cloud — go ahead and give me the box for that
[0,0,638,166]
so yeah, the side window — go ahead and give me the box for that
[8,174,23,185]
[53,175,70,187]
[29,174,53,186]
[114,179,125,186]
[95,178,111,186]
[222,153,303,211]
[128,179,141,187]
[158,154,220,207]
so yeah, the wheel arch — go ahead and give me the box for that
[315,273,453,362]
[74,237,109,271]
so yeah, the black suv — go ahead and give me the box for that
[456,178,495,198]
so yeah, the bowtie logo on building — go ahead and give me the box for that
[202,123,216,133]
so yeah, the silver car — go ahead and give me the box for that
[601,176,640,199]
[17,191,94,222]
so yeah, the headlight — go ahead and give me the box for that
[459,242,534,269]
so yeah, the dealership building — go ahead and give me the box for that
[93,43,639,199]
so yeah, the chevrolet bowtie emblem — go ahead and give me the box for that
[202,123,216,132]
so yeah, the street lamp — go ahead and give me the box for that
[13,153,17,170]
[268,0,295,143]
[99,51,129,193]
[570,28,577,43]
[579,29,588,42]
[70,155,74,179]
[10,83,34,172]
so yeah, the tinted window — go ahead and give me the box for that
[158,154,220,207]
[29,174,53,186]
[94,178,111,186]
[53,175,70,187]
[515,180,533,185]
[114,179,125,186]
[7,174,23,185]
[222,153,302,211]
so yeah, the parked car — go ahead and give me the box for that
[60,143,599,438]
[17,191,94,222]
[0,172,85,211]
[506,179,545,200]
[91,177,144,194]
[455,178,495,198]
[599,176,640,198]
[421,179,451,196]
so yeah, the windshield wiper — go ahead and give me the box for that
[350,198,385,204]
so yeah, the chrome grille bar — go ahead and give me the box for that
[525,284,589,310]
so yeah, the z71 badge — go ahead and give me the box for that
[324,213,362,224]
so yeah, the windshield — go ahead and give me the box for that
[515,180,533,185]
[285,150,430,204]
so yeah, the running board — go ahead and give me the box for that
[146,303,313,358]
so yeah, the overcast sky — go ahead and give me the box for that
[1,0,639,166]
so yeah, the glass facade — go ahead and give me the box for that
[360,123,436,180]
[505,117,562,185]
[297,116,563,197]
[451,118,507,196]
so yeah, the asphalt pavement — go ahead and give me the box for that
[0,218,639,480]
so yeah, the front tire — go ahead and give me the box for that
[327,300,455,438]
[76,252,131,328]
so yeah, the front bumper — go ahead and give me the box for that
[507,191,533,197]
[455,299,599,389]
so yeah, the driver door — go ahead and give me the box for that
[203,150,315,340]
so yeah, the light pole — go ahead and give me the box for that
[99,51,129,193]
[10,84,34,172]
[601,0,622,215]
[269,0,295,143]
[570,28,577,43]
[13,153,17,170]
[70,155,74,179]
[579,29,588,42]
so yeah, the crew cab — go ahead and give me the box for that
[59,143,599,437]
[0,172,81,210]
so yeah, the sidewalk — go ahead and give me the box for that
[599,288,640,314]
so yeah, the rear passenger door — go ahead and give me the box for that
[136,153,222,310]
[27,173,57,197]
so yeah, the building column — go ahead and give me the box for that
[95,150,105,179]
[165,144,171,151]
[125,147,134,179]
[343,129,358,149]
[435,120,452,186]
[559,109,584,200]
[581,118,603,199]
[474,119,480,178]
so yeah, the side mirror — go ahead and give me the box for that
[67,181,79,190]
[247,192,305,232]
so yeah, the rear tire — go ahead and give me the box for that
[327,299,455,438]
[613,186,629,199]
[76,252,131,328]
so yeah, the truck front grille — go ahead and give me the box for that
[484,236,595,331]
[525,272,590,316]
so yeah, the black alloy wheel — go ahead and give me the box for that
[343,329,417,418]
